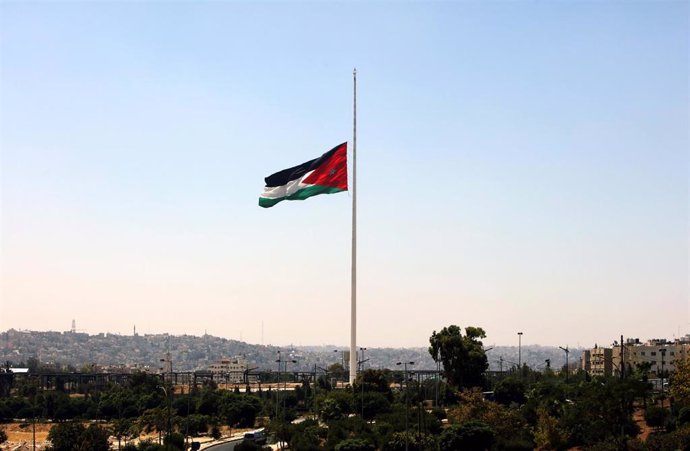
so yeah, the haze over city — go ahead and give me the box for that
[1,2,687,348]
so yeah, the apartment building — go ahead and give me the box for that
[581,336,690,378]
[612,338,689,378]
[208,356,256,383]
[591,347,613,377]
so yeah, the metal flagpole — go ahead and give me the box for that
[350,68,357,385]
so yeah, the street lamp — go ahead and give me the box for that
[435,360,441,408]
[397,361,415,451]
[559,346,570,383]
[659,348,667,408]
[158,385,172,445]
[313,365,330,417]
[275,351,282,419]
[334,349,345,367]
[334,349,346,383]
[517,332,523,373]
[359,347,367,372]
[358,349,370,419]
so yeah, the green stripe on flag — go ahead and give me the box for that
[259,185,345,208]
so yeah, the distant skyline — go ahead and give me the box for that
[1,1,688,348]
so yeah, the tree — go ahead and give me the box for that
[319,397,343,421]
[328,363,347,381]
[218,393,261,427]
[439,421,494,451]
[428,325,488,389]
[670,358,690,405]
[383,432,436,451]
[645,406,668,431]
[533,406,567,450]
[335,438,376,451]
[447,390,532,449]
[493,376,526,406]
[139,408,167,444]
[46,422,110,451]
[290,424,321,451]
[163,432,185,451]
[111,418,134,450]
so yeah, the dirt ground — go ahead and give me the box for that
[1,422,51,450]
[0,422,240,451]
[634,406,652,442]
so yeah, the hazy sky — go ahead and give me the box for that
[1,1,688,349]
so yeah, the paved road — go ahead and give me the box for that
[204,438,243,451]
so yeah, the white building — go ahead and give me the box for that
[208,356,256,383]
[611,337,690,378]
[581,336,690,379]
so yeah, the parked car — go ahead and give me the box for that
[243,429,267,445]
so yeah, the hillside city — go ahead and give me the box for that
[1,328,580,374]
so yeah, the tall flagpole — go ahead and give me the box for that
[350,68,357,385]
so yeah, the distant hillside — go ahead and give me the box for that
[1,329,581,372]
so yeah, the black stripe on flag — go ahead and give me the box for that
[264,143,346,188]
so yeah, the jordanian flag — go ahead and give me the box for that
[259,143,348,208]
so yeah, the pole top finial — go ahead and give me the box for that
[353,68,357,75]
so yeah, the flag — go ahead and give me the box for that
[259,142,348,208]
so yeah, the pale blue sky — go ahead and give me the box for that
[1,1,688,348]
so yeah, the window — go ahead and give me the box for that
[651,352,657,356]
[641,352,645,356]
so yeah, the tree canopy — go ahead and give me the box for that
[428,325,488,389]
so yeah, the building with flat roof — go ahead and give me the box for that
[208,356,256,383]
[582,336,690,378]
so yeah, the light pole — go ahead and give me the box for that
[435,360,441,408]
[158,385,172,445]
[275,351,282,419]
[659,348,666,408]
[358,354,370,419]
[359,347,367,372]
[313,365,329,417]
[158,351,173,446]
[397,361,414,451]
[283,358,297,419]
[334,349,345,383]
[517,332,523,375]
[559,346,570,383]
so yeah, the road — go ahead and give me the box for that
[204,438,243,451]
